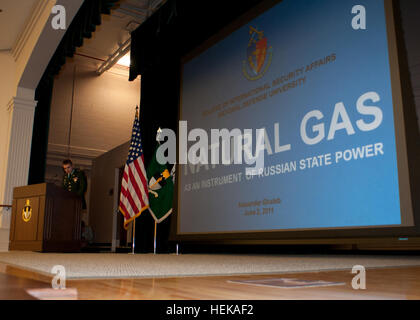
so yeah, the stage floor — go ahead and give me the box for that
[1,256,420,300]
[1,251,420,279]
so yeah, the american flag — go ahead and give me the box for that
[119,110,149,229]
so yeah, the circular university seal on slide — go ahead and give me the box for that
[242,26,273,81]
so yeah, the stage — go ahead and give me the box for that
[1,252,420,300]
[0,251,420,280]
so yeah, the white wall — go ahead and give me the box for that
[0,52,16,249]
[90,141,130,244]
[47,54,140,157]
[0,52,17,212]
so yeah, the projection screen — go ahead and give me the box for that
[174,0,415,241]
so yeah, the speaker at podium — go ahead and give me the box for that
[9,183,82,252]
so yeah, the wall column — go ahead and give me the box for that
[0,88,37,229]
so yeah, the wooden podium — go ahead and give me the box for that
[9,183,82,252]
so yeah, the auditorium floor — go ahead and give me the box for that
[1,262,420,300]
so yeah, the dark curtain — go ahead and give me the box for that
[129,0,265,253]
[129,0,267,81]
[28,0,119,185]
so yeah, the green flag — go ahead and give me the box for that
[147,143,175,223]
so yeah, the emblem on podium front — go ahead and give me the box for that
[22,199,32,222]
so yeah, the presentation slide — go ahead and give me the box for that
[177,0,413,235]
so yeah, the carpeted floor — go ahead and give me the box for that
[0,251,420,279]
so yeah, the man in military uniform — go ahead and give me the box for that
[62,159,87,209]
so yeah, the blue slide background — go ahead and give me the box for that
[179,0,402,233]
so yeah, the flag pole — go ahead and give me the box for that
[131,219,136,254]
[131,105,139,255]
[154,221,157,254]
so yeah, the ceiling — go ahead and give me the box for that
[0,0,164,57]
[0,0,37,50]
[76,0,165,68]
